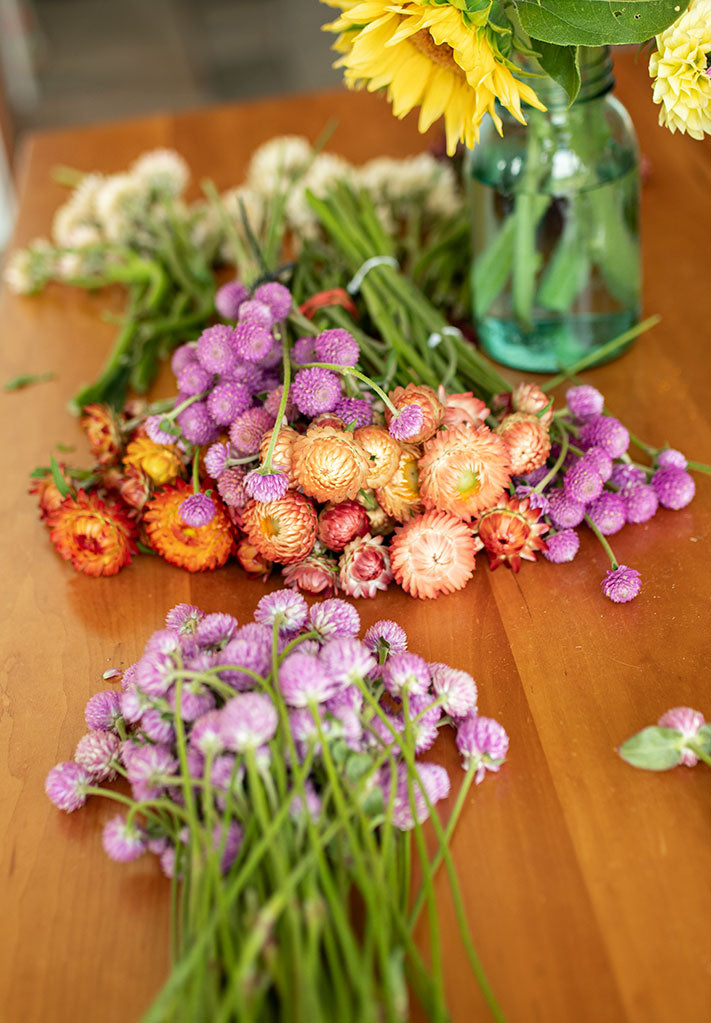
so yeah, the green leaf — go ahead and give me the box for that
[55,442,75,453]
[4,371,55,392]
[344,751,376,784]
[695,724,711,755]
[531,39,581,102]
[49,455,70,499]
[516,1,690,46]
[29,466,51,479]
[618,726,684,771]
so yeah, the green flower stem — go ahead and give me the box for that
[626,429,657,457]
[301,361,400,417]
[191,449,201,494]
[202,179,258,284]
[584,513,619,569]
[534,422,569,493]
[542,315,661,392]
[687,743,711,768]
[259,320,292,474]
[686,460,711,476]
[69,285,142,413]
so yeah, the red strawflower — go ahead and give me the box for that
[48,490,137,576]
[475,495,549,572]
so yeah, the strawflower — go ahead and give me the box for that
[144,481,235,571]
[123,436,184,487]
[48,490,137,577]
[418,424,511,521]
[338,533,393,598]
[292,426,370,503]
[80,404,122,467]
[282,550,339,596]
[385,383,443,445]
[390,508,480,599]
[242,490,317,565]
[475,494,549,572]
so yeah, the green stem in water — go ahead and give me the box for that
[542,315,660,391]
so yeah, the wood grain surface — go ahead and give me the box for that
[1,53,710,1023]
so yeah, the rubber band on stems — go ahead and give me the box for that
[427,326,463,349]
[346,255,399,294]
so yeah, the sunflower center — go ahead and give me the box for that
[409,29,463,77]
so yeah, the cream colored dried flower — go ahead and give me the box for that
[650,0,711,140]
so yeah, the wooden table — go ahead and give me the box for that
[1,53,710,1023]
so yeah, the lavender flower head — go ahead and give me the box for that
[601,565,642,604]
[386,762,451,831]
[245,468,290,503]
[45,762,90,812]
[171,343,197,377]
[565,384,604,422]
[238,300,274,327]
[652,467,696,510]
[309,598,361,639]
[388,403,424,441]
[179,492,217,528]
[254,589,309,635]
[579,416,630,459]
[363,620,408,659]
[74,730,120,781]
[85,689,122,732]
[102,815,147,862]
[254,281,292,321]
[657,706,707,767]
[455,714,509,783]
[581,446,613,483]
[586,492,627,536]
[279,653,336,707]
[547,489,586,530]
[207,381,252,426]
[145,415,177,445]
[314,328,360,367]
[195,612,239,647]
[233,320,275,363]
[165,603,205,635]
[176,401,219,446]
[220,693,278,752]
[564,459,603,504]
[382,652,431,699]
[656,448,687,470]
[177,361,213,397]
[624,483,659,524]
[291,367,341,417]
[543,529,580,563]
[333,396,373,429]
[204,442,230,479]
[319,637,376,686]
[215,279,249,320]
[196,324,238,375]
[430,663,478,719]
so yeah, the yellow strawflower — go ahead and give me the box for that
[322,0,545,155]
[649,0,711,140]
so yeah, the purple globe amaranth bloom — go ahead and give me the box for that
[171,343,197,377]
[145,415,177,445]
[581,446,613,482]
[212,820,243,873]
[233,320,274,363]
[195,612,239,647]
[170,679,216,723]
[254,589,309,634]
[244,468,290,503]
[264,385,297,422]
[217,467,248,508]
[102,815,147,862]
[363,619,408,658]
[579,416,630,459]
[319,637,376,686]
[564,459,604,504]
[656,448,687,471]
[586,491,627,535]
[176,401,219,446]
[45,762,91,812]
[254,281,292,321]
[207,381,252,426]
[196,324,238,375]
[547,489,586,529]
[189,710,226,756]
[388,403,424,441]
[314,328,360,367]
[657,706,707,767]
[215,279,249,320]
[543,529,580,563]
[624,482,659,524]
[279,653,336,707]
[84,689,123,732]
[652,467,696,509]
[514,486,551,515]
[291,367,342,417]
[223,358,263,393]
[177,360,214,397]
[565,384,604,422]
[229,406,275,456]
[179,493,217,527]
[292,336,316,365]
[141,707,175,745]
[74,730,120,781]
[385,762,451,831]
[238,299,274,327]
[220,692,278,752]
[430,663,478,719]
[120,685,148,724]
[456,714,509,783]
[520,464,549,487]
[124,743,178,798]
[309,598,361,639]
[333,396,373,429]
[290,782,322,823]
[382,651,431,698]
[204,442,230,480]
[609,464,646,490]
[601,564,642,604]
[165,603,205,635]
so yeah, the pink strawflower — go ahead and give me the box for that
[217,466,248,507]
[177,361,213,396]
[179,493,217,527]
[45,761,91,812]
[430,663,478,719]
[582,446,613,482]
[254,281,292,320]
[207,381,252,426]
[279,652,336,706]
[455,714,509,782]
[388,403,424,441]
[244,469,290,503]
[171,343,197,376]
[102,815,147,862]
[652,467,696,509]
[543,529,580,563]
[624,483,659,524]
[145,415,177,445]
[564,460,603,504]
[233,320,275,363]
[196,325,238,375]
[318,500,370,552]
[565,385,604,422]
[601,564,642,603]
[363,620,408,658]
[74,730,120,781]
[586,492,627,535]
[254,589,309,634]
[656,448,687,470]
[165,603,205,634]
[229,407,275,456]
[579,416,630,459]
[314,328,360,367]
[282,552,339,596]
[215,280,249,320]
[176,401,219,446]
[309,598,360,639]
[195,612,238,647]
[319,637,376,686]
[220,692,278,752]
[382,652,431,698]
[387,762,451,831]
[291,367,341,416]
[338,534,393,599]
[333,397,373,428]
[657,706,706,767]
[85,689,122,732]
[547,489,586,529]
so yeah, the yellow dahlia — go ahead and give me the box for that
[123,436,183,487]
[385,382,444,445]
[496,412,551,476]
[475,494,548,572]
[292,425,370,502]
[354,424,402,488]
[242,491,317,565]
[650,0,711,140]
[144,481,235,572]
[418,424,510,520]
[323,0,545,155]
[374,442,424,522]
[390,509,481,599]
[48,490,137,577]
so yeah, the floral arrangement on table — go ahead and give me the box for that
[45,589,508,1021]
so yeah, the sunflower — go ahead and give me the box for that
[323,1,545,155]
[144,481,235,572]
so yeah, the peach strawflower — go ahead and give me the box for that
[418,425,510,521]
[123,436,183,487]
[311,413,346,431]
[48,490,137,577]
[144,481,235,572]
[374,443,424,523]
[235,537,272,580]
[292,425,369,503]
[475,494,549,572]
[117,465,152,513]
[496,412,551,476]
[390,509,482,600]
[242,490,317,565]
[258,425,300,479]
[512,382,553,427]
[353,425,401,489]
[385,383,444,444]
[437,387,490,430]
[81,403,123,467]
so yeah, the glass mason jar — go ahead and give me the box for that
[466,46,641,373]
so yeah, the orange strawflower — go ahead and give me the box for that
[353,425,401,489]
[123,436,183,487]
[390,509,482,600]
[418,425,510,521]
[81,403,122,467]
[242,490,317,565]
[48,490,137,577]
[292,425,370,503]
[385,383,444,444]
[496,412,551,476]
[144,481,235,572]
[258,426,300,479]
[475,494,549,572]
[117,465,151,513]
[374,443,423,523]
[235,537,272,580]
[29,465,75,521]
[512,382,553,427]
[437,387,490,430]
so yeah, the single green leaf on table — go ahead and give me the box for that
[531,39,581,102]
[49,455,70,499]
[618,726,685,770]
[515,1,690,46]
[695,723,711,755]
[4,371,56,392]
[29,465,51,479]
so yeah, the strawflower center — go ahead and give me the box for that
[456,469,481,498]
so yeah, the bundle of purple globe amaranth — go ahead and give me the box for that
[45,589,508,1022]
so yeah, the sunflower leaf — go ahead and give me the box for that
[530,39,581,102]
[515,1,690,46]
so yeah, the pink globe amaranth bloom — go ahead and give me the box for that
[309,598,360,639]
[244,469,290,503]
[196,325,238,375]
[45,762,91,812]
[165,603,205,634]
[102,815,147,862]
[177,360,213,396]
[254,588,309,634]
[548,489,586,530]
[318,500,370,552]
[254,281,292,321]
[179,493,217,527]
[282,551,339,596]
[215,279,249,320]
[514,486,550,516]
[290,782,322,823]
[204,442,230,480]
[220,692,278,752]
[85,689,122,732]
[189,709,226,756]
[610,464,646,489]
[455,714,509,782]
[652,467,695,510]
[279,652,337,707]
[319,636,376,686]
[141,707,175,744]
[385,762,451,831]
[656,448,687,470]
[430,663,478,719]
[543,529,580,563]
[120,685,147,724]
[624,483,659,524]
[388,403,424,441]
[291,367,342,417]
[586,492,627,535]
[74,730,120,781]
[582,446,613,483]
[292,336,316,365]
[145,415,177,445]
[338,534,393,599]
[217,466,248,508]
[314,328,360,367]
[657,706,707,767]
[171,343,197,377]
[382,651,431,699]
[333,397,373,429]
[207,381,252,426]
[124,743,178,798]
[238,299,274,327]
[212,820,243,874]
[601,564,642,604]
[195,612,239,647]
[564,459,603,504]
[579,416,630,459]
[565,384,604,422]
[229,407,275,456]
[177,401,219,446]
[363,620,408,658]
[233,320,275,363]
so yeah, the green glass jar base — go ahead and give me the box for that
[476,307,641,374]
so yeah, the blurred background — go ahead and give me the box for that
[0,0,342,247]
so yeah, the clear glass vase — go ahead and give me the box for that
[466,47,641,373]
